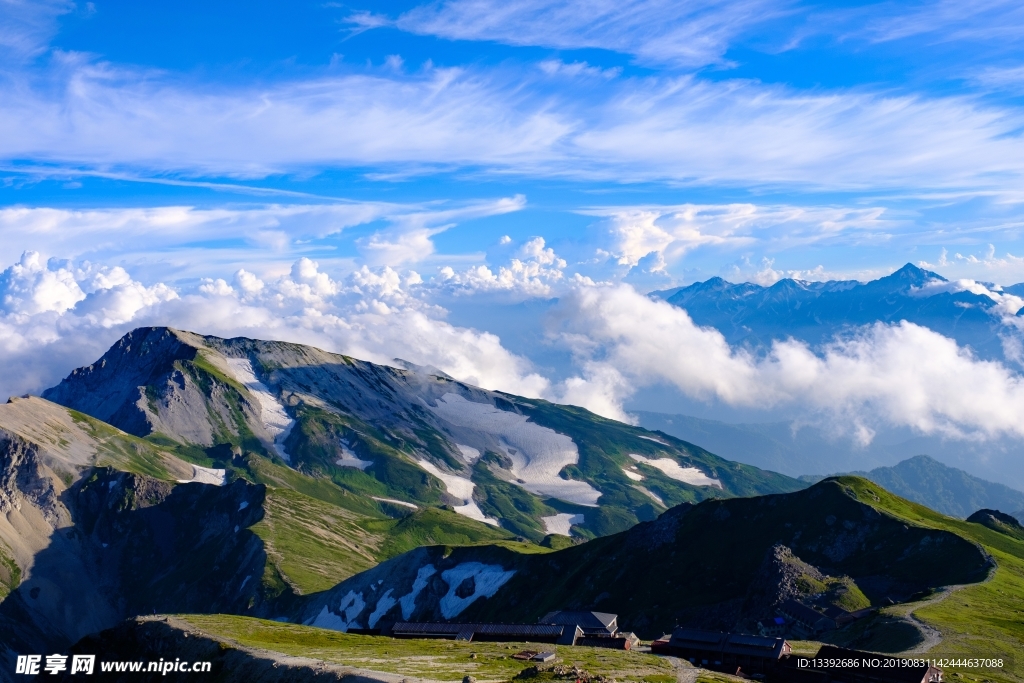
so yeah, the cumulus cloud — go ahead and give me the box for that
[5,249,1024,455]
[436,237,567,297]
[585,203,892,271]
[554,282,1024,442]
[0,252,549,404]
[911,276,1024,318]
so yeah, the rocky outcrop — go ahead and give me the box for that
[43,328,203,437]
[0,442,281,679]
[742,544,824,616]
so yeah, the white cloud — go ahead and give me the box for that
[0,251,84,314]
[586,203,892,269]
[389,0,785,68]
[436,237,567,297]
[0,0,72,59]
[555,282,1024,442]
[5,56,1024,194]
[911,276,1024,317]
[0,253,549,405]
[538,60,621,79]
[5,250,1024,459]
[854,0,1024,45]
[723,257,888,286]
[0,198,525,277]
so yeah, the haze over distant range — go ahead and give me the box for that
[3,0,1024,484]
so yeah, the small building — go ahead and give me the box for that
[390,622,570,644]
[758,617,787,637]
[822,605,874,627]
[651,628,791,675]
[540,611,619,637]
[778,645,942,683]
[777,600,837,638]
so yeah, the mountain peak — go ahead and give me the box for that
[887,262,946,285]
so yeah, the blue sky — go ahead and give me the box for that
[4,0,1024,473]
[3,0,1024,285]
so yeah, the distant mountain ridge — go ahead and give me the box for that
[652,263,1023,361]
[635,409,1024,490]
[800,455,1024,520]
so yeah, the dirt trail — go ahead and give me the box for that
[663,656,698,683]
[898,560,996,655]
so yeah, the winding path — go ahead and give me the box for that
[898,560,996,655]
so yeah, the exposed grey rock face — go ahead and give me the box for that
[0,396,275,675]
[43,328,271,448]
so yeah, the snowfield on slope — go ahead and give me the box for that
[416,459,499,526]
[226,358,295,463]
[178,465,226,486]
[304,562,513,631]
[542,513,584,536]
[336,439,373,469]
[439,563,517,618]
[371,496,418,509]
[429,393,601,506]
[622,466,644,481]
[628,453,722,488]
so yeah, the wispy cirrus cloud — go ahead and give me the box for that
[0,0,73,59]
[369,0,791,68]
[0,197,526,276]
[4,57,1024,194]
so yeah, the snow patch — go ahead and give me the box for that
[542,513,584,536]
[456,443,481,464]
[177,465,226,486]
[439,563,516,618]
[336,439,373,470]
[429,393,601,506]
[367,589,396,628]
[372,496,418,509]
[308,590,366,632]
[416,459,499,526]
[638,435,669,445]
[635,486,665,506]
[623,468,644,481]
[400,565,437,619]
[628,453,722,488]
[226,358,295,463]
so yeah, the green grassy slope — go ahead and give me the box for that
[177,614,677,683]
[237,451,519,595]
[69,409,192,480]
[460,477,991,636]
[0,539,20,600]
[834,478,1024,683]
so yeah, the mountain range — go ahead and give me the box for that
[802,455,1024,521]
[0,327,801,669]
[636,409,1024,491]
[652,263,1022,362]
[2,327,1024,682]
